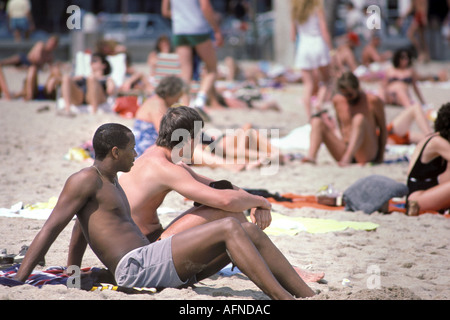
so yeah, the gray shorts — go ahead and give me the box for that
[114,237,196,289]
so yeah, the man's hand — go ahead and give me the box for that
[250,207,272,230]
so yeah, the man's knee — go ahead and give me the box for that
[220,217,245,235]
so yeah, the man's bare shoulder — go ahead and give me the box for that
[133,147,179,176]
[58,167,100,202]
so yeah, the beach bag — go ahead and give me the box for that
[113,96,139,118]
[343,175,408,214]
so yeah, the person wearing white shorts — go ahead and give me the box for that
[292,0,333,120]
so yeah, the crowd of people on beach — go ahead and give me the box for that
[2,0,450,300]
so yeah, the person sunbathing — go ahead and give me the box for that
[193,123,285,171]
[60,53,115,116]
[16,64,62,101]
[133,75,185,157]
[0,35,58,69]
[406,102,450,216]
[379,48,426,108]
[303,71,387,166]
[386,101,433,145]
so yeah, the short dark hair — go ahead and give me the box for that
[392,48,413,68]
[156,106,203,149]
[93,123,132,160]
[435,103,450,141]
[337,71,359,91]
[92,52,112,76]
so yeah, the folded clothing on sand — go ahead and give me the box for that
[343,175,408,214]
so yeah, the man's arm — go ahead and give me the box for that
[66,219,88,268]
[162,161,271,213]
[177,161,241,189]
[15,171,95,282]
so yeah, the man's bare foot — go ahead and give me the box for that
[294,266,325,283]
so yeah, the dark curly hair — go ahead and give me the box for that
[435,103,450,141]
[392,48,413,68]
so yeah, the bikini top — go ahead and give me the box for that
[387,76,413,84]
[408,135,448,182]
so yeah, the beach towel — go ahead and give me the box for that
[266,193,345,211]
[0,264,157,294]
[265,212,379,236]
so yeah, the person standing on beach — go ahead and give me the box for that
[6,0,34,42]
[161,0,223,120]
[291,0,334,120]
[303,72,387,167]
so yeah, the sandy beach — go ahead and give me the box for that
[0,61,449,301]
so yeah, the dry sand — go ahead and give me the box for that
[0,62,449,301]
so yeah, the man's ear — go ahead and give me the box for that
[111,146,120,159]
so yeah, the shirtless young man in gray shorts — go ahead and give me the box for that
[15,123,314,299]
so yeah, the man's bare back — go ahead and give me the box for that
[120,106,275,241]
[119,146,174,236]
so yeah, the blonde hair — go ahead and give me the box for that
[291,0,322,24]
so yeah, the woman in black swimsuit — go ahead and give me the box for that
[406,103,450,215]
[380,49,426,108]
[60,53,115,116]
